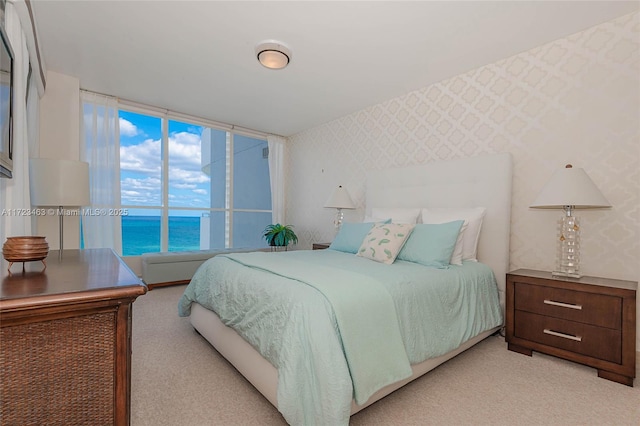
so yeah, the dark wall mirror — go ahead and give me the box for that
[0,8,14,179]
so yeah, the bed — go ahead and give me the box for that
[178,152,513,425]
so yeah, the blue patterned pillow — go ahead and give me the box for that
[396,220,464,268]
[356,223,415,264]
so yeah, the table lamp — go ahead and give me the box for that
[324,185,355,232]
[29,158,90,254]
[530,164,610,278]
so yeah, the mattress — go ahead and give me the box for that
[178,249,503,425]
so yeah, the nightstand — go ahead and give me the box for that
[506,269,636,386]
[312,242,331,250]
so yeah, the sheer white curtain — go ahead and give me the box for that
[1,3,35,241]
[80,91,122,253]
[267,135,285,224]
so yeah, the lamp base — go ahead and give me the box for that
[555,206,581,280]
[333,208,344,233]
[552,270,581,279]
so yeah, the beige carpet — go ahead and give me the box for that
[131,285,640,426]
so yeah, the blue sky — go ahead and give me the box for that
[119,110,211,216]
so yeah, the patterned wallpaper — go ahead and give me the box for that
[286,12,639,287]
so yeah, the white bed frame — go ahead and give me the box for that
[189,152,513,417]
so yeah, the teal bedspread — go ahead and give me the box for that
[178,249,503,426]
[219,251,412,405]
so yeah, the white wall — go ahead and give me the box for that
[33,71,82,250]
[286,12,640,347]
[38,71,80,159]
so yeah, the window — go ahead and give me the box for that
[117,110,272,256]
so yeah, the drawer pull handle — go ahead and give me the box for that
[543,328,582,342]
[543,299,582,310]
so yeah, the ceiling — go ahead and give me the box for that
[30,1,638,137]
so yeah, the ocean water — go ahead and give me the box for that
[122,216,200,256]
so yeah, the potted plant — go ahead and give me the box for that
[263,223,298,248]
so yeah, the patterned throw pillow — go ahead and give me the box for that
[356,223,415,264]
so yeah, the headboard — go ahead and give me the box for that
[365,152,513,303]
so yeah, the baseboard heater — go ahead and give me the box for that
[141,248,263,289]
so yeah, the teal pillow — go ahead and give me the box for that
[397,220,464,268]
[329,221,389,254]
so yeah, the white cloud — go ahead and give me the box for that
[173,183,197,189]
[122,176,161,190]
[120,138,161,174]
[168,132,210,187]
[169,168,210,185]
[119,118,140,137]
[121,176,162,205]
[119,130,212,208]
[168,132,203,168]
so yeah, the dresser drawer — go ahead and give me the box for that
[514,282,621,329]
[514,311,622,364]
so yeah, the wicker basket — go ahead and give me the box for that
[2,236,49,270]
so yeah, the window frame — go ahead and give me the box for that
[117,104,272,255]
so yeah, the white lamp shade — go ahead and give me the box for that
[324,185,355,209]
[30,158,90,207]
[530,165,610,209]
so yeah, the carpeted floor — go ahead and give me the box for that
[131,285,640,426]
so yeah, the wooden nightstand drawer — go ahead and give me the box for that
[506,269,636,386]
[514,311,622,364]
[514,282,622,329]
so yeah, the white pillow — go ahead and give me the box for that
[363,215,390,223]
[371,207,421,224]
[357,222,415,264]
[421,207,486,262]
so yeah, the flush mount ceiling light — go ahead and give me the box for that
[256,41,291,70]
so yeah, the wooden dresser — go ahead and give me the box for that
[506,269,636,386]
[0,248,147,425]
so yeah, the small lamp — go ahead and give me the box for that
[530,164,610,278]
[29,158,90,255]
[324,185,355,232]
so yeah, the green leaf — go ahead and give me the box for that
[263,223,298,246]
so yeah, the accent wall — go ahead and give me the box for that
[286,12,639,345]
